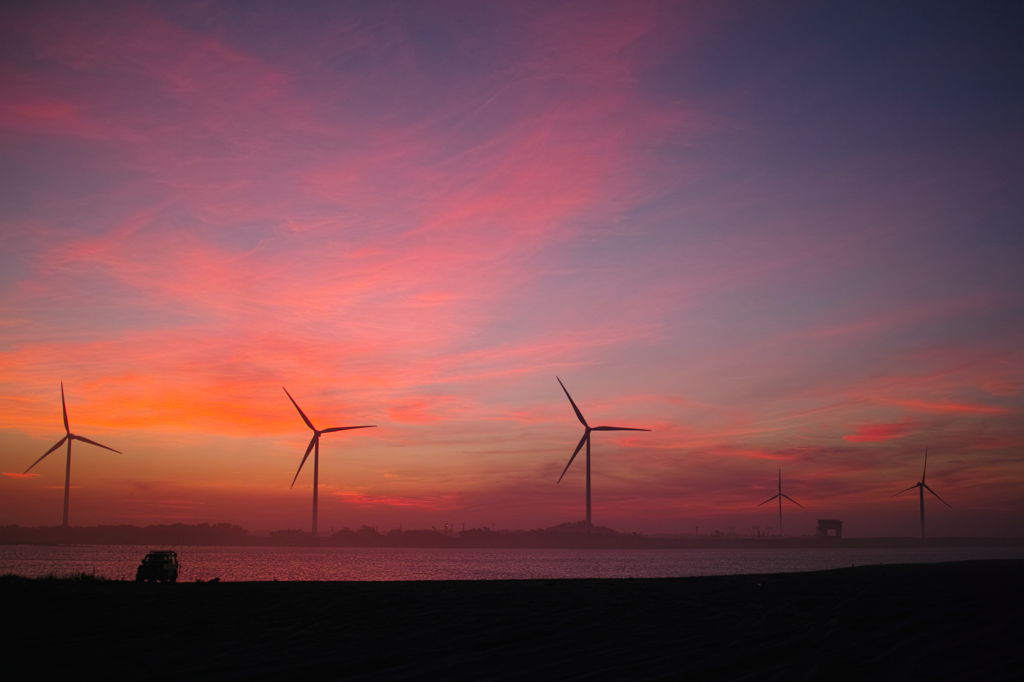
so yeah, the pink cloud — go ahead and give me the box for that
[844,421,918,443]
[981,380,1021,397]
[387,399,450,424]
[333,491,462,510]
[882,400,1009,416]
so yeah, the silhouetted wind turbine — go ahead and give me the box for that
[892,447,951,538]
[283,387,374,536]
[556,377,650,532]
[24,382,122,527]
[757,468,802,537]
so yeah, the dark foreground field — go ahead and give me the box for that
[7,560,1022,680]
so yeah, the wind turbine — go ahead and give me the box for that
[757,468,802,537]
[892,447,951,538]
[24,382,122,527]
[283,387,375,536]
[556,377,650,532]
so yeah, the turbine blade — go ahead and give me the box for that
[72,435,122,454]
[557,432,588,484]
[891,484,919,497]
[781,493,803,508]
[24,436,68,473]
[922,446,928,484]
[61,382,69,433]
[290,435,317,488]
[283,387,316,431]
[556,377,588,428]
[592,426,651,432]
[757,493,780,507]
[924,483,952,509]
[321,425,376,433]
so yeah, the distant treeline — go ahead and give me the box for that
[2,524,1020,549]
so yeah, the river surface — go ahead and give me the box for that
[2,545,1022,581]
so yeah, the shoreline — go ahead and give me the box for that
[1,555,1020,583]
[7,559,1022,679]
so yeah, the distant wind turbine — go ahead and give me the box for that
[283,387,375,536]
[892,447,951,539]
[556,377,650,532]
[757,468,802,537]
[24,382,122,527]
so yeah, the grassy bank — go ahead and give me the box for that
[6,559,1021,680]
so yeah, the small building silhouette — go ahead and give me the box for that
[816,519,843,539]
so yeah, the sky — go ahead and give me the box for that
[1,0,1022,537]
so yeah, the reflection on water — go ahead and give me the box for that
[1,545,1022,582]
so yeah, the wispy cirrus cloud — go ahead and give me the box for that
[844,420,921,443]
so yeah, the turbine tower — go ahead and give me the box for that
[556,377,650,532]
[757,468,802,537]
[24,382,122,527]
[892,447,951,538]
[284,387,375,536]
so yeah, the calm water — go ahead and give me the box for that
[2,545,1022,581]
